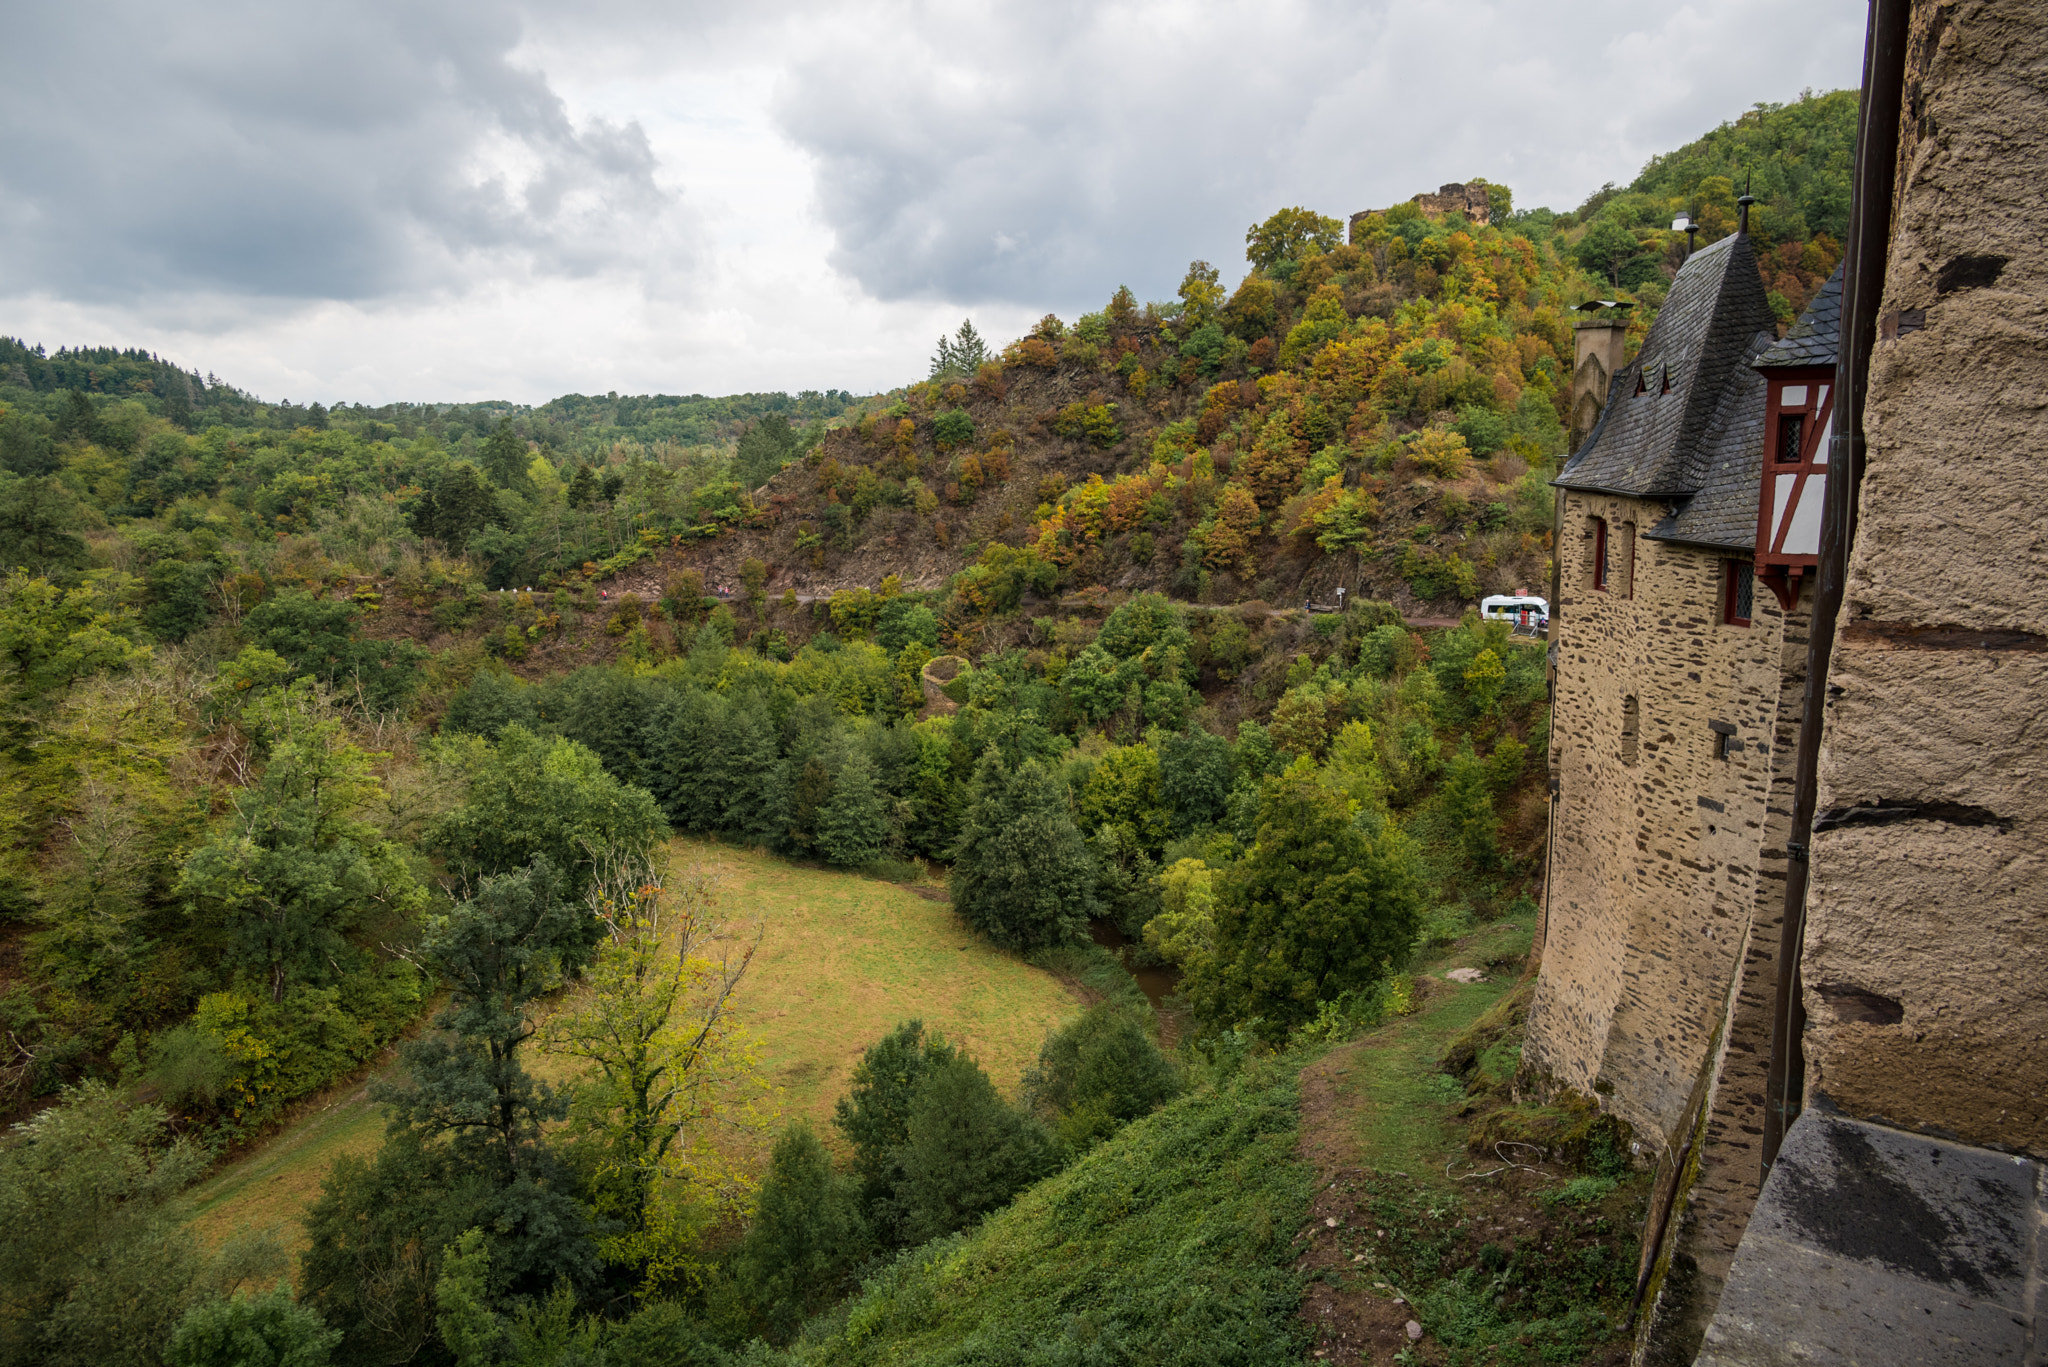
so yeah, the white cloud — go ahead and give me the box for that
[0,0,1866,405]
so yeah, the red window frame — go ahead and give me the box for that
[1723,559,1754,627]
[1592,517,1608,591]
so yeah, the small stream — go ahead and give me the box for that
[1087,918,1181,1013]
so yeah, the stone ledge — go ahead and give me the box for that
[1696,1107,2042,1366]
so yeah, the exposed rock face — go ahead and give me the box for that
[1347,181,1492,241]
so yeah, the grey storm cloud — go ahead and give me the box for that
[0,0,684,303]
[773,0,1868,313]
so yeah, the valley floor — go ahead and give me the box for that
[182,840,1082,1252]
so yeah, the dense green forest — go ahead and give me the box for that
[0,89,1856,1367]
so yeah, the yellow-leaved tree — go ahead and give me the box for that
[548,853,772,1296]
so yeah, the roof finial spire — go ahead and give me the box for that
[1737,172,1756,236]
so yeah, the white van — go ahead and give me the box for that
[1480,594,1549,630]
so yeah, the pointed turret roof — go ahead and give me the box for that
[1646,263,1846,551]
[1556,230,1778,499]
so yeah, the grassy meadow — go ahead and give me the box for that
[183,839,1083,1252]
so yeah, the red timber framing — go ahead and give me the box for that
[1755,365,1833,609]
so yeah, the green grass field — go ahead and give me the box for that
[183,839,1082,1253]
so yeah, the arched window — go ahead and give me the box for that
[1618,522,1637,598]
[1591,517,1609,591]
[1621,694,1640,766]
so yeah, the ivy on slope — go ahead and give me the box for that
[786,1061,1311,1367]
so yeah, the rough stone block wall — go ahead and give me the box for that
[1528,492,1794,1153]
[1633,596,1811,1364]
[1804,0,2048,1159]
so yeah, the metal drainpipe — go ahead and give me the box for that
[1760,0,1911,1171]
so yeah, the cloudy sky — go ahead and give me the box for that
[1,0,1866,407]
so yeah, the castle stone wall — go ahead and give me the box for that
[1528,492,1793,1153]
[1802,0,2048,1159]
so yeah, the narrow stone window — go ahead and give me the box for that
[1591,517,1609,591]
[1710,720,1737,761]
[1621,694,1640,765]
[1723,560,1753,627]
[1618,522,1637,598]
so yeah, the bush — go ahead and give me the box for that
[1410,429,1472,479]
[931,409,975,450]
[882,1054,1059,1244]
[1453,405,1511,457]
[1051,403,1124,450]
[142,1023,236,1114]
[165,1283,341,1367]
[1024,1005,1180,1153]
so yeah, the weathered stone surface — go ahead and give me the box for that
[1696,1110,2042,1366]
[1846,0,2048,635]
[1804,0,2048,1162]
[1528,492,1792,1153]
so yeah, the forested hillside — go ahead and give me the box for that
[0,89,1854,1367]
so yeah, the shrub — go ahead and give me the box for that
[931,409,975,450]
[883,1053,1059,1244]
[1411,428,1472,478]
[605,592,643,636]
[1024,1005,1180,1152]
[1453,404,1511,457]
[1052,403,1124,450]
[165,1283,341,1367]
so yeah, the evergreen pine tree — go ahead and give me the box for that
[817,751,888,867]
[419,463,499,550]
[479,419,529,489]
[884,1054,1057,1244]
[929,319,991,380]
[734,416,797,489]
[731,1122,870,1343]
[565,463,598,509]
[949,749,1098,951]
[833,1020,957,1212]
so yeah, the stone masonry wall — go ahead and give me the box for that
[1803,0,2048,1157]
[1528,493,1793,1153]
[1632,591,1811,1364]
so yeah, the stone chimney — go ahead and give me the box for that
[1570,320,1628,453]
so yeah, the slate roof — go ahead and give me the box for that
[1555,230,1777,499]
[1648,330,1774,550]
[1754,264,1844,369]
